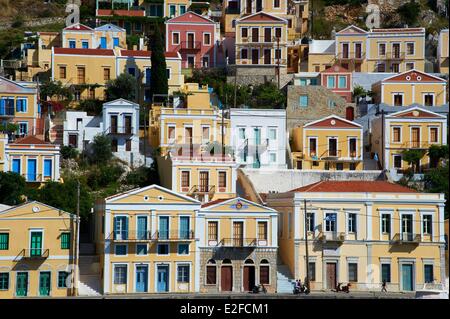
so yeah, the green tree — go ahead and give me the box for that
[88,134,113,165]
[253,83,286,109]
[124,165,160,187]
[39,80,73,101]
[402,149,426,174]
[105,73,137,101]
[424,163,449,218]
[0,172,26,205]
[60,145,79,160]
[149,23,168,101]
[397,1,421,27]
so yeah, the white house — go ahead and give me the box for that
[63,98,144,166]
[230,108,287,169]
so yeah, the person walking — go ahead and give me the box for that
[381,280,387,292]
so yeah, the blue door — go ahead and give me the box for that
[100,37,107,49]
[43,159,52,179]
[157,265,169,292]
[179,216,190,239]
[401,264,413,291]
[137,216,148,240]
[12,159,20,174]
[114,216,128,240]
[135,265,148,292]
[113,37,119,48]
[159,216,169,240]
[27,159,37,181]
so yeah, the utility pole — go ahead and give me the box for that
[73,180,81,296]
[277,36,281,90]
[381,109,385,171]
[304,199,310,291]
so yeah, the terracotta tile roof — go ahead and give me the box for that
[97,9,145,17]
[201,198,231,208]
[11,135,50,145]
[321,64,350,73]
[119,50,179,58]
[305,116,360,129]
[290,181,417,193]
[383,70,446,83]
[64,24,94,31]
[238,12,286,23]
[54,47,115,56]
[371,28,424,33]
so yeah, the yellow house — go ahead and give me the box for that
[166,0,190,17]
[372,69,447,106]
[198,197,278,293]
[25,31,61,80]
[291,115,363,171]
[371,107,447,176]
[0,76,42,138]
[0,201,78,298]
[266,180,446,292]
[1,135,61,184]
[235,12,288,69]
[307,40,336,73]
[438,29,449,74]
[94,184,201,294]
[62,23,127,50]
[312,25,426,73]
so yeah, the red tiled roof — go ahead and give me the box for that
[290,181,417,193]
[321,64,350,73]
[391,109,441,118]
[64,24,94,31]
[119,50,179,58]
[305,117,360,129]
[371,28,424,33]
[239,12,286,22]
[11,135,50,145]
[54,47,115,56]
[201,198,231,208]
[97,9,145,17]
[383,70,446,83]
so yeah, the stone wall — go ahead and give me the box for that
[199,247,278,293]
[242,168,384,194]
[226,65,291,87]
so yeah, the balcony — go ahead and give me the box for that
[216,238,258,247]
[385,51,406,60]
[179,41,201,51]
[106,126,134,135]
[320,149,342,160]
[152,230,195,241]
[238,36,285,46]
[336,52,366,61]
[390,141,432,150]
[19,248,50,259]
[390,233,421,245]
[108,230,152,241]
[315,232,346,243]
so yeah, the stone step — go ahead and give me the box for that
[78,275,101,296]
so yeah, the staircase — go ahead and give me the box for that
[276,263,295,294]
[77,243,102,296]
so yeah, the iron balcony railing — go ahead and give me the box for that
[109,230,195,241]
[106,126,134,135]
[179,41,202,51]
[336,51,366,60]
[390,233,421,244]
[239,36,285,45]
[20,248,50,259]
[153,230,195,241]
[109,230,153,241]
[217,238,257,247]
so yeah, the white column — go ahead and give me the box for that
[294,203,301,240]
[194,210,204,292]
[366,202,373,240]
[104,209,111,294]
[271,214,278,248]
[151,210,156,236]
[438,203,445,243]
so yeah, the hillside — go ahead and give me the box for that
[0,0,66,22]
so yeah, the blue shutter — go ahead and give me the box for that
[12,159,20,174]
[137,216,148,239]
[69,41,76,48]
[0,99,5,115]
[44,159,52,178]
[159,216,169,239]
[113,37,119,48]
[16,99,21,112]
[82,41,89,49]
[27,159,37,181]
[100,37,107,49]
[22,99,27,112]
[180,217,190,239]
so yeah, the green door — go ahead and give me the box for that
[401,264,414,291]
[39,272,51,296]
[30,231,42,256]
[16,272,28,297]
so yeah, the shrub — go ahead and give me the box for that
[86,164,124,190]
[60,146,79,160]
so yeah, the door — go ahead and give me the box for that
[30,231,42,256]
[342,43,349,58]
[355,43,362,58]
[401,215,413,241]
[221,266,233,291]
[179,216,190,239]
[243,266,255,291]
[329,138,337,157]
[411,128,420,148]
[135,265,148,293]
[16,272,28,297]
[187,56,195,68]
[187,33,195,49]
[124,115,132,134]
[251,49,259,64]
[199,171,209,193]
[44,159,52,179]
[27,159,37,181]
[12,158,20,174]
[110,115,118,133]
[184,127,193,145]
[401,264,414,291]
[157,265,169,292]
[137,216,147,240]
[264,28,271,42]
[114,216,128,240]
[39,272,51,296]
[100,37,107,49]
[346,106,354,121]
[233,222,244,247]
[159,216,169,240]
[393,43,400,58]
[251,28,259,43]
[326,263,337,290]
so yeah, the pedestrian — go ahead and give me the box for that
[381,279,387,292]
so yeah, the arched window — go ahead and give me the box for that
[244,259,254,264]
[206,259,217,285]
[259,260,270,285]
[222,259,232,264]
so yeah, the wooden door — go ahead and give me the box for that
[411,128,420,148]
[187,33,195,48]
[252,28,259,43]
[355,43,362,58]
[326,263,337,290]
[243,266,255,291]
[342,43,349,58]
[264,28,271,42]
[110,115,118,133]
[199,171,209,193]
[251,49,259,64]
[346,106,354,121]
[221,266,233,291]
[233,222,244,246]
[124,115,132,134]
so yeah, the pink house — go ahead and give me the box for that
[165,11,222,68]
[320,65,353,103]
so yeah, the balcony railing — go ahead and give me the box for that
[153,230,195,241]
[320,149,342,159]
[316,232,346,243]
[108,230,195,241]
[179,41,201,51]
[19,248,50,259]
[0,106,15,117]
[217,238,257,247]
[384,51,406,60]
[109,230,152,241]
[106,126,134,135]
[390,141,433,149]
[336,51,366,60]
[239,36,285,45]
[390,233,421,244]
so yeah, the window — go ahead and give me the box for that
[269,153,276,163]
[114,265,127,285]
[0,233,9,250]
[377,63,386,72]
[260,261,270,284]
[204,33,211,46]
[336,163,344,170]
[57,271,69,288]
[169,4,176,16]
[241,27,248,38]
[172,32,179,45]
[424,93,434,106]
[381,214,391,233]
[177,264,190,283]
[113,37,119,48]
[308,262,316,281]
[327,99,336,108]
[157,244,169,255]
[100,37,107,48]
[115,244,127,256]
[268,128,277,140]
[239,128,246,139]
[168,125,175,142]
[166,69,171,79]
[406,43,415,55]
[208,221,218,242]
[258,221,268,240]
[181,171,190,188]
[381,264,391,283]
[423,215,432,235]
[241,48,248,60]
[349,163,356,170]
[82,41,89,49]
[378,43,386,56]
[111,139,118,152]
[338,76,347,88]
[306,213,315,232]
[325,213,336,232]
[275,49,281,60]
[309,138,317,157]
[424,264,434,283]
[348,214,357,233]
[136,244,147,255]
[128,67,135,77]
[273,0,280,8]
[406,62,414,70]
[77,67,85,84]
[103,68,110,81]
[327,76,335,88]
[126,139,131,152]
[69,40,76,48]
[60,232,70,249]
[202,126,210,142]
[348,263,358,282]
[391,63,400,73]
[180,5,186,14]
[218,171,227,188]
[59,66,66,79]
[299,95,308,107]
[16,98,27,113]
[393,155,402,169]
[0,273,9,290]
[275,27,282,39]
[178,244,189,255]
[206,260,216,284]
[429,127,438,143]
[393,93,403,106]
[392,127,401,142]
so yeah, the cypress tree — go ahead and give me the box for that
[150,23,168,102]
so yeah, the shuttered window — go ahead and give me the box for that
[0,233,9,250]
[348,263,358,282]
[208,221,218,241]
[0,273,9,290]
[58,271,69,288]
[218,171,227,188]
[181,171,190,188]
[392,127,401,142]
[258,222,267,240]
[260,266,269,284]
[430,127,438,143]
[60,233,70,249]
[206,266,216,284]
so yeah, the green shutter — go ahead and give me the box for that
[0,233,8,250]
[58,272,68,288]
[0,273,9,290]
[61,233,70,250]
